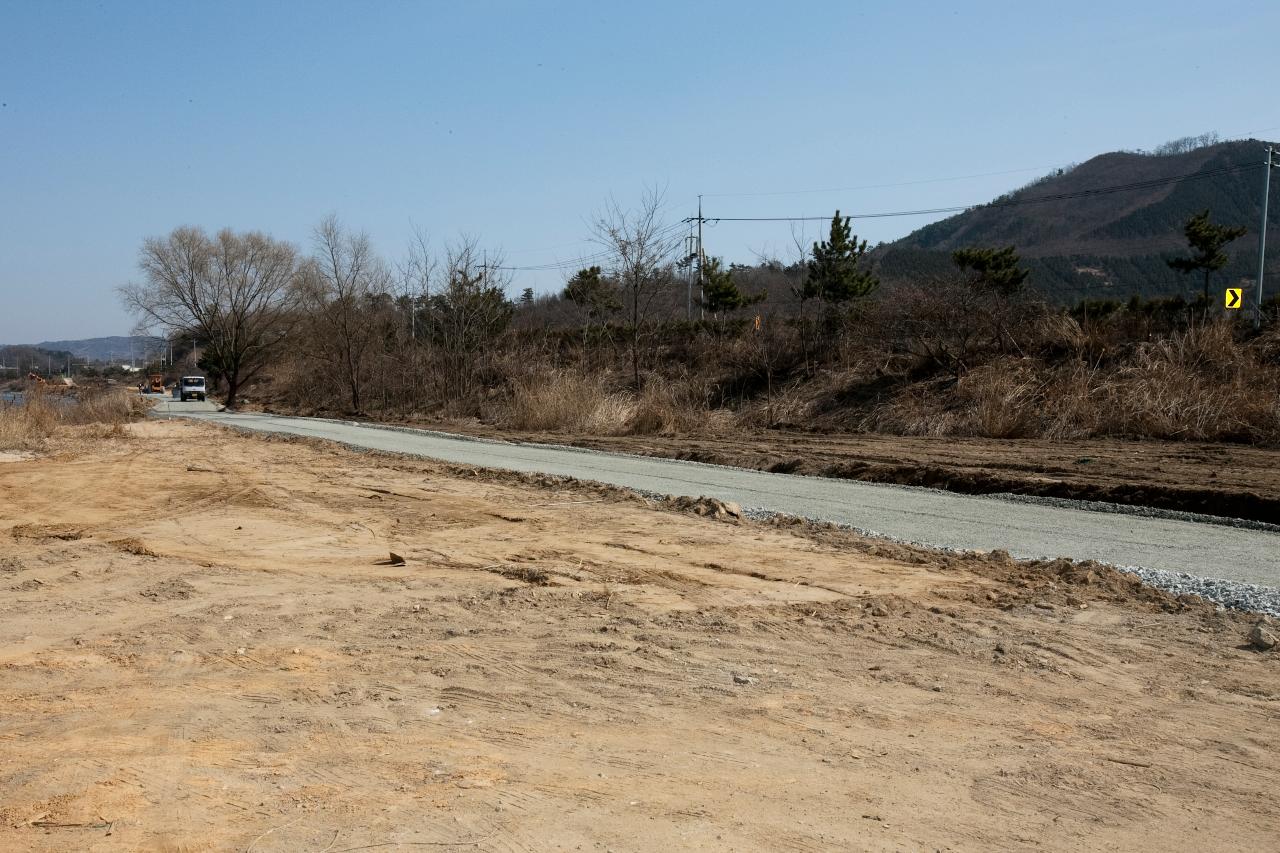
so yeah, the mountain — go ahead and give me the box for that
[877,137,1279,303]
[33,335,166,363]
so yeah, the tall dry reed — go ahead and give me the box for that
[0,388,142,452]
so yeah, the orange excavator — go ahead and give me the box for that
[27,372,47,385]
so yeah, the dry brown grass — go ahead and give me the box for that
[0,388,144,452]
[858,321,1280,443]
[628,377,727,436]
[501,371,631,434]
[499,371,726,436]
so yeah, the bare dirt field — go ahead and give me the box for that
[1,421,1278,851]
[399,422,1280,524]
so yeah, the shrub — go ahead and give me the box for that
[501,371,630,434]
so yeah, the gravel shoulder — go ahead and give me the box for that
[1,420,1277,851]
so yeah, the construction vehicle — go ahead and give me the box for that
[148,373,165,394]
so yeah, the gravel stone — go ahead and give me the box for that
[1248,625,1277,650]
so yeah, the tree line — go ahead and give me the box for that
[119,193,1262,417]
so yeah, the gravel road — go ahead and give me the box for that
[155,400,1280,594]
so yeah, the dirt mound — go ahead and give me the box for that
[667,495,743,521]
[10,523,85,541]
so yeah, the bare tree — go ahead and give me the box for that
[396,226,437,344]
[873,271,1042,379]
[592,186,679,388]
[120,226,299,409]
[422,236,513,398]
[296,215,392,413]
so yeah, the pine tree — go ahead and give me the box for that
[1167,209,1247,303]
[952,246,1029,295]
[563,266,619,318]
[563,266,620,364]
[701,257,765,315]
[803,211,878,306]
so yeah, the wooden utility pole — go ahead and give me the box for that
[1255,146,1276,328]
[697,195,705,321]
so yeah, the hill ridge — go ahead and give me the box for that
[879,138,1278,301]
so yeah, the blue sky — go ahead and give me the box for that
[2,0,1279,342]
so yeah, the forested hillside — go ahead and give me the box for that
[878,137,1278,302]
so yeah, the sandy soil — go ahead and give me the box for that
[402,423,1280,524]
[1,421,1277,852]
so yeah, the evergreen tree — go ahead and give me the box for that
[563,265,619,318]
[563,265,620,363]
[803,211,878,306]
[952,246,1029,295]
[1167,209,1247,303]
[701,257,765,315]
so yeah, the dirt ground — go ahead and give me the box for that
[1,421,1278,852]
[367,420,1280,525]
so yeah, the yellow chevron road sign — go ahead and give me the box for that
[1225,288,1242,309]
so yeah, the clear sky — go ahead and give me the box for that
[2,0,1279,343]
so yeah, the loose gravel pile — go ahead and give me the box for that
[1116,565,1280,618]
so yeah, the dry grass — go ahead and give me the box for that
[498,321,1280,444]
[0,397,59,452]
[628,377,727,436]
[1074,323,1280,441]
[0,388,144,452]
[499,371,726,436]
[501,371,631,433]
[859,321,1280,443]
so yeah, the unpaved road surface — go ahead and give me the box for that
[155,401,1280,587]
[1,421,1278,851]
[435,426,1280,524]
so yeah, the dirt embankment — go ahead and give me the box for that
[379,420,1280,524]
[1,422,1277,851]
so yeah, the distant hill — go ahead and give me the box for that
[33,335,166,363]
[877,137,1279,302]
[0,344,74,374]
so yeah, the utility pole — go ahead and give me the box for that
[684,221,694,322]
[1255,145,1277,329]
[697,195,705,322]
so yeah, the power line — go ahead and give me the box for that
[494,158,1266,279]
[700,164,1070,199]
[703,162,1263,223]
[494,221,688,272]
